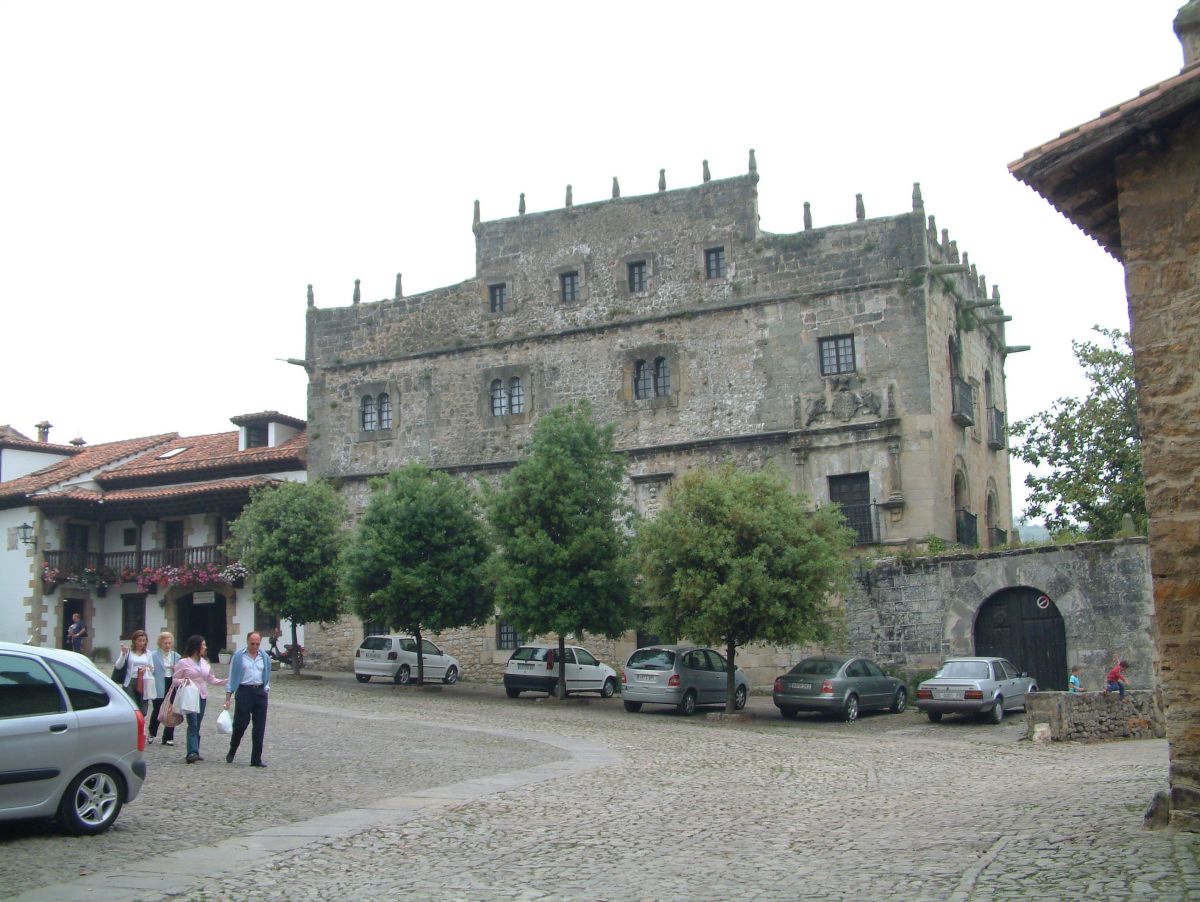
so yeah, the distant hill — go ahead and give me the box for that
[1014,520,1051,543]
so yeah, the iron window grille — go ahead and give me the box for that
[560,271,580,303]
[634,360,652,399]
[819,335,856,376]
[490,379,509,416]
[488,283,507,313]
[704,246,726,279]
[653,357,671,396]
[497,622,522,650]
[628,261,647,293]
[508,377,525,415]
[377,393,392,430]
[987,406,1006,449]
[360,395,377,431]
[952,377,976,426]
[956,508,979,547]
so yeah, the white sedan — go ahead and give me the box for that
[354,636,460,685]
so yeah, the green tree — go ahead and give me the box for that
[225,480,347,674]
[488,402,635,697]
[636,464,853,714]
[1009,327,1145,539]
[341,463,493,685]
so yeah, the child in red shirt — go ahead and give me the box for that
[1106,660,1129,698]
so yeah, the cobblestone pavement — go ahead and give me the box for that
[2,673,1196,901]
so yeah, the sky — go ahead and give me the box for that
[1,1,1186,517]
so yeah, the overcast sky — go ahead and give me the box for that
[1,2,1185,517]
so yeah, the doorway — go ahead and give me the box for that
[177,592,228,662]
[61,598,85,651]
[974,587,1068,690]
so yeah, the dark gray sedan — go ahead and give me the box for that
[772,655,907,722]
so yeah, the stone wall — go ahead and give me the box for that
[1026,690,1164,742]
[1118,107,1200,828]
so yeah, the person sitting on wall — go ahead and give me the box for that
[1068,665,1085,693]
[1105,660,1129,699]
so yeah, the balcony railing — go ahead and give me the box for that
[956,509,979,547]
[839,502,877,546]
[952,377,975,427]
[988,526,1008,548]
[45,545,231,581]
[987,406,1006,450]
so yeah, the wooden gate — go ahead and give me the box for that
[974,587,1068,690]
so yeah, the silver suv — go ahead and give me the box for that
[0,641,146,834]
[621,645,749,716]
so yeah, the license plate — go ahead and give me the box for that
[518,663,533,671]
[934,690,963,700]
[791,682,811,691]
[637,674,657,682]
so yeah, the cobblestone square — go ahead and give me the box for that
[2,673,1195,901]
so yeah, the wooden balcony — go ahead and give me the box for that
[45,545,232,581]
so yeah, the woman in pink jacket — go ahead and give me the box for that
[172,635,227,763]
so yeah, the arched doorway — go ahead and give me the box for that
[177,591,228,662]
[974,587,1067,690]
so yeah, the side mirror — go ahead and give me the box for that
[1021,672,1029,678]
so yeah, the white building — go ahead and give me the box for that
[0,413,306,660]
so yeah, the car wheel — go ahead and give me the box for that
[58,765,123,836]
[623,700,642,713]
[926,711,943,723]
[443,666,459,685]
[394,664,411,686]
[355,674,371,684]
[989,696,1005,724]
[733,685,748,711]
[1024,685,1038,711]
[890,688,907,713]
[779,707,799,719]
[601,677,616,698]
[505,686,521,699]
[677,690,697,716]
[843,693,860,722]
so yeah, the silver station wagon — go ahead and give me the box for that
[621,645,748,716]
[916,656,1038,723]
[0,641,146,835]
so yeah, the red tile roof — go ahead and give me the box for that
[0,424,82,454]
[0,434,179,506]
[95,430,306,486]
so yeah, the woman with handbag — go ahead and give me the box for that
[148,631,181,746]
[114,630,154,722]
[172,635,227,764]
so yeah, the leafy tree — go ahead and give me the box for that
[488,402,635,697]
[225,480,346,674]
[636,464,853,714]
[341,463,494,685]
[1009,327,1145,539]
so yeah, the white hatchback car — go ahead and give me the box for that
[354,635,461,685]
[0,641,146,835]
[503,645,618,698]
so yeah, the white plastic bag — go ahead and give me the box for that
[178,680,201,714]
[216,708,233,735]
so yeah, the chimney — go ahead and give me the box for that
[1177,1,1200,68]
[35,421,51,443]
[69,437,87,446]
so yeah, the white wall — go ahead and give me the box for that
[0,446,71,482]
[0,506,37,642]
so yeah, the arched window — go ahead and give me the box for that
[653,357,671,396]
[490,379,508,417]
[377,393,392,430]
[634,360,652,399]
[360,395,377,431]
[508,377,525,415]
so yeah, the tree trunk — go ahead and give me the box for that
[290,622,301,676]
[415,625,425,685]
[725,637,737,715]
[557,635,567,698]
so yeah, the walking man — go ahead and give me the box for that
[224,631,271,767]
[66,612,88,654]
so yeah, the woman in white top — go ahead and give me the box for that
[115,629,155,719]
[148,631,180,745]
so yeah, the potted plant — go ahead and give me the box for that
[221,561,249,589]
[42,562,61,593]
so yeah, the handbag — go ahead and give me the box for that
[178,680,201,714]
[159,683,184,727]
[110,659,127,684]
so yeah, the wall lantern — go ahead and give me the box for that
[17,522,36,546]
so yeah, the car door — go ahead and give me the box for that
[573,648,602,691]
[998,659,1024,708]
[420,640,447,680]
[861,659,891,708]
[706,650,733,703]
[680,650,708,702]
[0,651,78,814]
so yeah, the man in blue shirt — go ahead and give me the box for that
[224,631,271,767]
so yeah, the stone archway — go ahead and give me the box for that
[974,586,1067,690]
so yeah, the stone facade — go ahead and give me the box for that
[1009,3,1200,830]
[1026,690,1165,742]
[303,160,1018,668]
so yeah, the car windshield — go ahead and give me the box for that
[936,661,991,680]
[789,659,843,676]
[627,649,676,670]
[509,647,550,663]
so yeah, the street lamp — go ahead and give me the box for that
[17,522,36,547]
